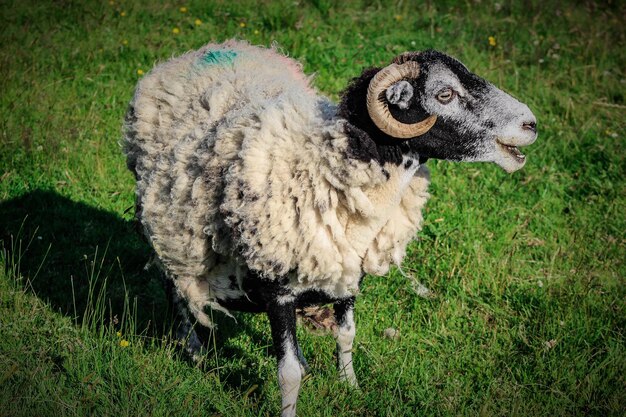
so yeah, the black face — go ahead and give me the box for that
[339,50,537,172]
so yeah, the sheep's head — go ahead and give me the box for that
[340,50,537,173]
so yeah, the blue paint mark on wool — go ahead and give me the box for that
[200,50,237,66]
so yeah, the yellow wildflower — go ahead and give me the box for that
[394,14,403,21]
[180,6,188,13]
[194,19,202,26]
[116,331,122,337]
[172,27,180,34]
[120,11,126,17]
[122,39,128,45]
[239,22,246,28]
[254,29,260,35]
[137,69,144,75]
[119,339,130,347]
[488,36,497,47]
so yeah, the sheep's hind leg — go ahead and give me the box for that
[164,278,205,361]
[267,297,303,417]
[334,297,358,387]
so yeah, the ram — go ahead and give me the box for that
[123,40,537,416]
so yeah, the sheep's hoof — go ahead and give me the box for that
[190,350,207,365]
[339,373,360,390]
[176,328,208,364]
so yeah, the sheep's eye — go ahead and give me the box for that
[436,88,455,104]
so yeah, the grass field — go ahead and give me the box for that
[1,0,624,416]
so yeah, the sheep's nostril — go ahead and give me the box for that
[522,121,537,134]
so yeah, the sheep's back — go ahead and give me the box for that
[125,40,315,173]
[123,41,320,280]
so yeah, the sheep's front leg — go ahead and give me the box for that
[267,298,303,417]
[334,297,358,387]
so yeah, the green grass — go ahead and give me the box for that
[1,0,624,416]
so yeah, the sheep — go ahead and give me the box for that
[123,40,537,416]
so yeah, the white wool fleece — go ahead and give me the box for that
[124,40,430,325]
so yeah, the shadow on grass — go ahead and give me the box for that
[0,189,270,391]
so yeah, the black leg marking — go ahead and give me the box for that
[267,297,303,417]
[334,297,358,387]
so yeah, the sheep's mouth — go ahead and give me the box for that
[497,141,526,164]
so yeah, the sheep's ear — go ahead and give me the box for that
[386,80,414,110]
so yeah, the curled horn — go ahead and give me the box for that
[366,55,437,139]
